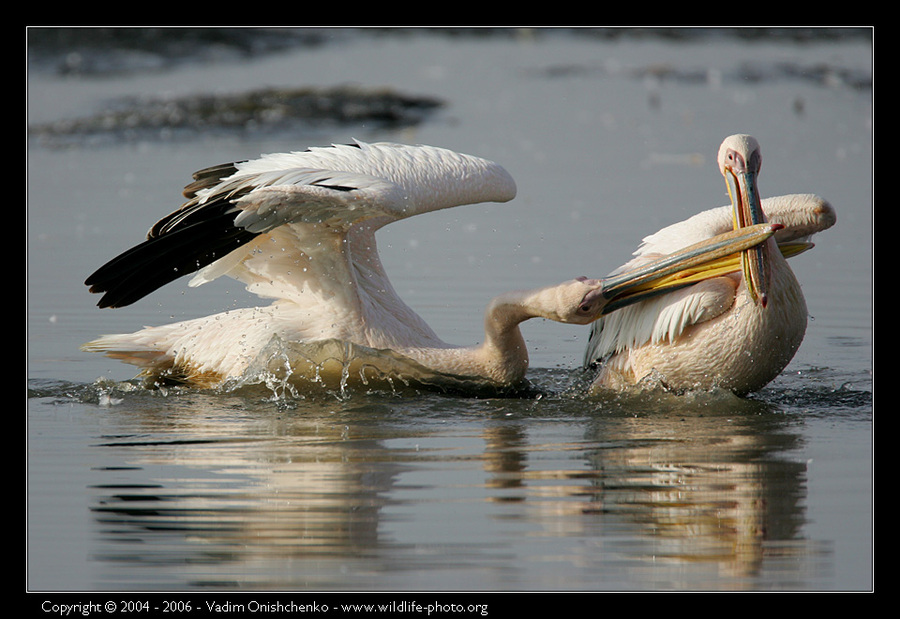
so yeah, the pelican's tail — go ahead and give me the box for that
[82,328,182,379]
[81,316,250,388]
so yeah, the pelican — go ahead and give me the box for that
[584,134,837,396]
[82,140,777,392]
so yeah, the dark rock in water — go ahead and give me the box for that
[29,85,445,146]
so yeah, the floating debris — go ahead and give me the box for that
[531,58,872,91]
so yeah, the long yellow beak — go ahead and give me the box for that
[723,166,770,306]
[596,222,780,315]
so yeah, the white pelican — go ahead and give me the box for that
[82,140,777,392]
[584,134,837,396]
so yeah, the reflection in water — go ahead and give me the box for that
[88,393,403,589]
[477,390,817,589]
[583,402,808,585]
[74,375,830,590]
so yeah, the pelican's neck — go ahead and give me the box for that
[398,288,546,387]
[476,290,537,382]
[475,284,589,384]
[394,283,596,388]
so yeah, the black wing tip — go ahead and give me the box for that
[86,160,258,309]
[93,297,122,309]
[84,212,260,310]
[85,279,148,309]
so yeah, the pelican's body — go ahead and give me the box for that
[83,141,525,389]
[585,135,836,396]
[87,273,610,390]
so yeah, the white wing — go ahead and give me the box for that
[86,140,516,309]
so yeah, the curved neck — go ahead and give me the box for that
[399,289,539,387]
[477,290,535,382]
[398,285,584,388]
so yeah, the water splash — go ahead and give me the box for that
[219,336,532,401]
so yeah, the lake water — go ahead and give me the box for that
[27,28,873,598]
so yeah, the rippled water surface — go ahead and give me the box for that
[27,28,873,594]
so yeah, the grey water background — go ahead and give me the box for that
[27,28,873,592]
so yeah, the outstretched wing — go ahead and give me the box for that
[85,141,516,308]
[85,165,399,308]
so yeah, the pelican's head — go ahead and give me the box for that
[550,277,609,325]
[717,134,770,306]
